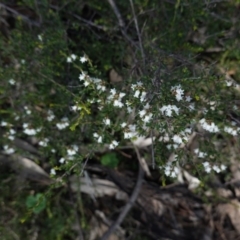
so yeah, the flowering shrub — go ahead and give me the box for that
[1,45,240,179]
[1,0,240,238]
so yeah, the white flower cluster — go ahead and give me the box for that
[39,138,49,147]
[67,54,88,63]
[93,132,103,143]
[1,121,8,126]
[79,72,106,91]
[23,123,41,136]
[107,88,126,108]
[67,145,79,156]
[171,85,184,101]
[24,106,31,115]
[166,128,192,149]
[91,77,106,91]
[123,124,139,139]
[194,148,207,158]
[58,145,79,164]
[109,140,118,149]
[6,129,16,141]
[199,118,219,133]
[139,103,153,123]
[160,162,179,178]
[131,81,147,102]
[47,110,55,122]
[3,145,15,155]
[224,126,239,136]
[202,161,227,173]
[1,122,16,140]
[56,117,69,130]
[71,104,82,112]
[160,105,180,117]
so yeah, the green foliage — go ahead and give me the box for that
[26,193,46,214]
[1,0,240,239]
[101,152,119,168]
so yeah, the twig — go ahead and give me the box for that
[150,130,155,169]
[107,0,138,48]
[49,4,108,31]
[129,0,145,67]
[107,0,125,28]
[0,3,40,27]
[100,154,144,240]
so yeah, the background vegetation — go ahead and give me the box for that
[1,0,240,239]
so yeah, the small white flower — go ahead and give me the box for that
[38,35,43,41]
[119,92,126,99]
[51,149,56,153]
[131,84,137,90]
[124,132,132,139]
[220,164,227,171]
[47,110,55,122]
[97,136,103,143]
[110,88,117,95]
[225,80,233,86]
[109,140,118,149]
[83,80,90,87]
[23,128,37,136]
[24,106,31,115]
[184,128,192,134]
[134,90,140,98]
[121,122,127,128]
[93,132,99,138]
[159,134,170,142]
[56,118,69,130]
[195,148,207,158]
[139,109,146,117]
[8,135,15,141]
[100,85,106,91]
[21,59,25,64]
[140,91,147,102]
[71,54,77,60]
[59,158,65,164]
[79,72,86,81]
[50,168,56,175]
[39,138,49,147]
[104,118,111,126]
[172,135,183,144]
[136,81,143,86]
[160,105,179,117]
[14,115,20,120]
[9,79,16,85]
[71,105,82,112]
[188,103,195,111]
[3,145,15,155]
[143,113,152,123]
[113,99,124,108]
[198,151,207,158]
[203,162,211,173]
[80,56,87,63]
[67,145,78,156]
[67,57,72,63]
[1,121,8,126]
[185,96,192,102]
[212,165,221,173]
